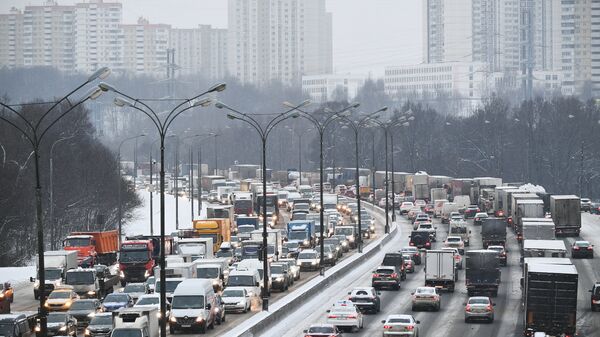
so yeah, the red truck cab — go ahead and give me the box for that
[63,231,118,266]
[118,240,155,286]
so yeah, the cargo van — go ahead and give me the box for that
[169,279,216,334]
[226,268,261,299]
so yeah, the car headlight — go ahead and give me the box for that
[169,316,177,323]
[238,301,245,305]
[342,242,348,246]
[64,300,72,308]
[212,280,219,286]
[119,271,125,278]
[348,237,355,242]
[35,326,41,332]
[157,312,162,318]
[276,276,284,282]
[328,254,333,258]
[34,280,40,288]
[59,326,67,331]
[87,290,96,296]
[336,247,340,251]
[88,312,96,318]
[144,270,150,278]
[84,328,90,336]
[303,240,309,245]
[311,261,317,265]
[297,261,302,266]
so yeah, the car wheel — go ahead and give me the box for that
[464,317,469,323]
[169,326,175,334]
[412,305,417,311]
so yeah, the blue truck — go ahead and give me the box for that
[286,220,315,248]
[236,216,260,240]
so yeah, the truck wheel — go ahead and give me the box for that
[169,326,175,334]
[34,292,39,300]
[120,280,126,287]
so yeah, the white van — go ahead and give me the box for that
[169,279,217,334]
[226,268,261,299]
[237,259,269,287]
[195,258,230,291]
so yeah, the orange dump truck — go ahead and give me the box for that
[63,230,119,266]
[193,218,231,252]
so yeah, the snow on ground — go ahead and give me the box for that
[125,190,207,236]
[518,183,546,193]
[0,266,36,289]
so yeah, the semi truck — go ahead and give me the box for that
[523,263,578,337]
[286,220,316,248]
[240,240,264,260]
[550,195,581,236]
[124,235,175,263]
[514,199,544,241]
[522,240,567,259]
[118,240,155,286]
[522,221,555,241]
[233,191,254,215]
[33,250,78,299]
[64,267,117,299]
[465,250,500,297]
[430,188,447,204]
[250,229,281,261]
[193,219,231,252]
[63,231,119,266]
[322,194,338,211]
[236,216,260,240]
[176,238,214,260]
[424,250,456,292]
[481,217,506,248]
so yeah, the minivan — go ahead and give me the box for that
[169,279,216,334]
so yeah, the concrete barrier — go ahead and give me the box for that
[223,202,399,337]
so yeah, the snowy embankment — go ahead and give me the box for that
[0,266,36,289]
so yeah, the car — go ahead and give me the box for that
[83,312,114,337]
[134,293,170,322]
[121,282,149,302]
[590,202,600,215]
[400,247,422,265]
[473,212,488,226]
[407,208,423,221]
[270,263,292,291]
[101,293,133,312]
[323,238,344,259]
[0,282,13,304]
[411,287,441,311]
[145,276,156,293]
[413,213,430,225]
[326,300,363,332]
[303,324,342,337]
[400,202,414,214]
[409,230,431,249]
[221,288,251,313]
[282,241,301,258]
[464,296,495,322]
[332,235,350,253]
[416,223,437,241]
[382,253,407,280]
[36,312,77,337]
[279,258,301,281]
[449,212,463,222]
[441,247,463,269]
[444,235,465,254]
[45,287,79,312]
[372,266,401,290]
[464,205,480,219]
[487,245,507,266]
[66,299,101,327]
[213,294,227,325]
[581,198,592,212]
[414,199,426,209]
[323,244,339,266]
[424,203,435,215]
[297,249,321,271]
[402,254,415,273]
[348,287,381,314]
[572,240,594,258]
[381,314,420,336]
[589,282,600,311]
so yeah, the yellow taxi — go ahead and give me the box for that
[44,286,79,312]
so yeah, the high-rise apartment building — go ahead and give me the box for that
[227,0,332,86]
[592,0,600,97]
[74,0,123,73]
[169,25,228,80]
[423,0,473,63]
[0,7,23,68]
[121,17,170,75]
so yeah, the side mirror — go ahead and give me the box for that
[347,292,351,295]
[303,330,308,334]
[326,309,331,313]
[30,277,36,283]
[493,303,496,306]
[255,282,259,287]
[463,302,467,306]
[206,303,211,310]
[410,292,415,295]
[381,320,386,324]
[377,292,381,295]
[469,230,472,234]
[589,290,593,293]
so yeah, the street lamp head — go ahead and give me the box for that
[98,82,116,92]
[114,97,133,107]
[407,116,415,121]
[402,122,410,127]
[349,102,360,109]
[298,100,311,108]
[226,114,237,120]
[85,87,104,100]
[193,97,212,107]
[484,120,491,124]
[568,114,575,119]
[514,118,520,122]
[291,112,300,118]
[208,83,227,93]
[88,67,111,82]
[214,101,226,109]
[445,121,452,126]
[378,106,389,113]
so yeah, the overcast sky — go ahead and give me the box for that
[1,0,422,76]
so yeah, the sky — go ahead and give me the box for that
[1,0,423,77]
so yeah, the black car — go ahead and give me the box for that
[409,230,431,249]
[590,283,600,311]
[464,205,480,219]
[38,312,77,337]
[270,263,292,291]
[348,287,381,314]
[381,253,406,280]
[572,241,594,258]
[84,312,114,337]
[372,266,401,290]
[67,299,101,327]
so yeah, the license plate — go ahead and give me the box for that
[181,325,191,328]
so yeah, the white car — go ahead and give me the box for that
[414,199,426,208]
[297,249,320,271]
[441,247,463,269]
[134,293,169,319]
[400,202,414,214]
[381,314,420,336]
[444,235,465,254]
[326,300,363,332]
[411,286,441,311]
[221,288,251,313]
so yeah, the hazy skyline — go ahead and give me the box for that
[0,0,422,76]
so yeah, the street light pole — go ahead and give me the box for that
[118,134,146,246]
[50,135,77,250]
[0,66,109,337]
[216,99,309,311]
[99,81,225,337]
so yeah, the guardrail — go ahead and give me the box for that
[224,202,398,337]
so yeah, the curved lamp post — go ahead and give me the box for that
[0,66,109,337]
[216,99,310,311]
[118,133,146,246]
[99,81,225,337]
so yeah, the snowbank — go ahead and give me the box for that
[0,266,36,289]
[518,183,546,194]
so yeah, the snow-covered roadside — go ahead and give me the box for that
[0,266,36,289]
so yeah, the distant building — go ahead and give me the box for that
[169,25,228,80]
[0,7,23,68]
[121,17,170,76]
[302,74,365,103]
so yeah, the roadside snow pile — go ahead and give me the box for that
[519,183,546,193]
[1,266,35,289]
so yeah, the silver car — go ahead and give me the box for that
[464,296,495,322]
[381,314,420,336]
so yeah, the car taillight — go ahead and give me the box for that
[391,273,398,278]
[501,252,506,256]
[373,273,380,278]
[383,325,392,329]
[508,217,513,224]
[486,305,493,311]
[588,247,593,250]
[465,304,471,312]
[425,242,431,247]
[475,218,479,221]
[409,242,415,246]
[574,246,580,250]
[328,314,338,318]
[413,253,419,257]
[347,314,357,319]
[406,325,414,331]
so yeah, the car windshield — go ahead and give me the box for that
[298,252,317,259]
[216,250,233,258]
[447,237,461,242]
[69,301,96,310]
[110,328,142,337]
[576,242,590,247]
[155,280,182,293]
[402,248,417,253]
[223,289,245,298]
[64,237,90,247]
[469,298,490,304]
[388,318,411,323]
[171,295,204,309]
[286,242,299,249]
[49,291,71,299]
[123,284,145,293]
[119,250,150,263]
[45,269,63,280]
[89,315,112,326]
[271,265,284,274]
[376,268,394,274]
[178,244,206,256]
[198,267,219,278]
[47,313,67,323]
[450,226,467,234]
[227,275,255,287]
[308,326,335,333]
[66,271,95,284]
[594,287,600,296]
[104,294,128,303]
[288,231,307,240]
[238,226,255,234]
[135,297,159,306]
[324,240,337,246]
[335,228,353,236]
[419,224,432,229]
[416,288,435,294]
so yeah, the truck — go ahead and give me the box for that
[433,199,448,218]
[481,217,506,248]
[250,229,281,261]
[322,194,338,211]
[33,250,78,299]
[64,267,117,299]
[112,307,159,337]
[521,220,555,241]
[286,220,316,248]
[510,193,540,231]
[62,230,119,266]
[550,195,581,236]
[195,258,230,291]
[176,238,214,260]
[424,250,456,292]
[240,240,264,260]
[255,193,279,222]
[514,199,544,240]
[523,263,578,337]
[0,312,37,337]
[413,184,429,201]
[158,262,197,279]
[124,235,175,263]
[233,192,254,215]
[430,188,447,204]
[522,240,567,259]
[193,219,231,252]
[441,202,459,223]
[448,220,470,246]
[236,216,259,240]
[217,185,234,204]
[465,250,500,297]
[118,240,155,286]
